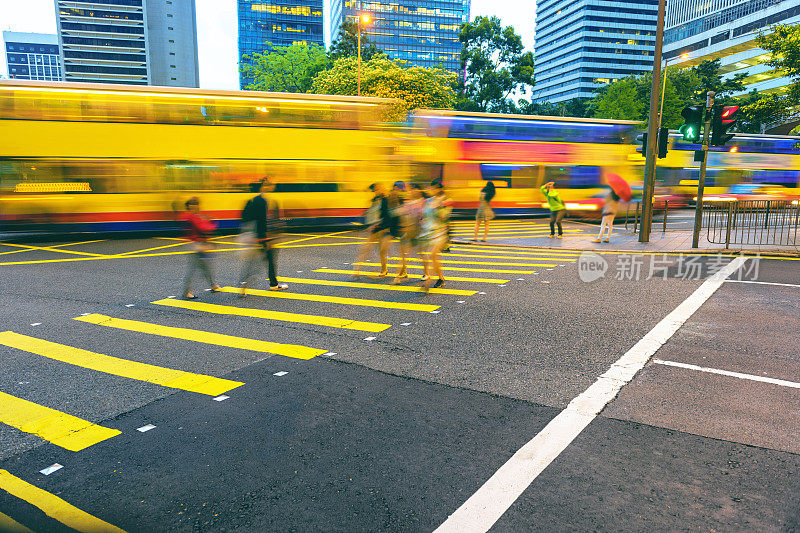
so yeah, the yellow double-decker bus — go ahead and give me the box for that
[0,80,404,232]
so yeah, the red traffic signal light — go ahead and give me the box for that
[710,105,739,147]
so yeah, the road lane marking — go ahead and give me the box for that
[0,391,120,451]
[354,263,536,274]
[0,331,243,396]
[435,256,748,533]
[724,280,800,288]
[431,253,577,262]
[74,314,327,360]
[39,464,63,476]
[115,241,192,256]
[0,511,33,533]
[449,246,582,257]
[0,243,108,257]
[315,269,510,283]
[218,286,440,312]
[386,257,558,267]
[652,359,800,389]
[277,242,362,249]
[0,469,126,533]
[152,298,391,332]
[276,276,477,296]
[0,247,249,266]
[279,229,357,246]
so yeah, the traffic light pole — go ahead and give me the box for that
[638,0,666,243]
[692,91,715,248]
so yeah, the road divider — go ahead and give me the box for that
[152,298,391,332]
[0,391,120,451]
[0,331,243,396]
[74,314,327,360]
[217,286,440,312]
[0,469,126,532]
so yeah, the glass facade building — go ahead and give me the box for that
[54,0,199,87]
[532,0,658,103]
[329,0,470,72]
[664,0,800,97]
[238,0,324,89]
[3,32,63,81]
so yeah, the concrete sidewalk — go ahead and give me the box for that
[453,221,800,256]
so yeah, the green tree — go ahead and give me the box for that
[593,76,647,122]
[311,55,456,121]
[691,58,747,101]
[756,24,800,102]
[738,89,792,133]
[240,42,330,93]
[328,20,382,62]
[457,16,535,112]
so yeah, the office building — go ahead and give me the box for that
[238,0,324,89]
[54,0,199,87]
[3,32,63,81]
[329,0,470,72]
[664,0,800,96]
[532,0,659,103]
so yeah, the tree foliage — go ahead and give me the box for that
[240,42,329,93]
[738,90,793,133]
[311,55,456,121]
[328,20,382,62]
[457,16,535,112]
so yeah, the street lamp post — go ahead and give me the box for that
[658,53,690,129]
[357,9,370,97]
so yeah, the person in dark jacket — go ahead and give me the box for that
[353,183,392,277]
[181,196,220,299]
[239,178,288,296]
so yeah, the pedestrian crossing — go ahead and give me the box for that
[0,243,573,460]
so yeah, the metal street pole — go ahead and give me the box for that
[692,91,715,248]
[659,60,669,128]
[357,4,362,97]
[638,0,666,243]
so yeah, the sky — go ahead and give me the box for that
[0,0,536,90]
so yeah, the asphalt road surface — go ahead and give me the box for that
[1,221,799,532]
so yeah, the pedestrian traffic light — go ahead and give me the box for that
[657,126,669,158]
[679,105,703,142]
[636,132,647,158]
[710,105,739,147]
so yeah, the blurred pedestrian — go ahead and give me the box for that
[180,196,220,299]
[239,178,288,296]
[420,180,451,290]
[353,183,391,277]
[541,181,566,238]
[431,177,453,252]
[592,190,620,243]
[473,181,496,242]
[393,182,426,284]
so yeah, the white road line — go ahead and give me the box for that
[652,359,800,389]
[434,256,747,533]
[724,280,800,289]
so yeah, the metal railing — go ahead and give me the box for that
[704,199,800,249]
[624,200,671,234]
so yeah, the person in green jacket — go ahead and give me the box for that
[541,181,566,238]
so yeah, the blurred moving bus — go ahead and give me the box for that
[658,133,800,201]
[406,110,641,217]
[0,80,404,232]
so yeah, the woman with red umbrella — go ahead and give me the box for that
[593,174,630,244]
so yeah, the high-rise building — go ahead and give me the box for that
[532,0,659,103]
[238,0,324,89]
[329,0,470,72]
[3,32,63,81]
[54,0,199,87]
[664,0,800,97]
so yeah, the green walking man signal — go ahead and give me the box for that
[679,105,703,142]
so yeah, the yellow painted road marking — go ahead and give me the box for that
[0,240,107,257]
[315,269,510,283]
[0,243,108,257]
[0,246,250,266]
[386,257,558,267]
[115,241,192,256]
[280,229,357,247]
[354,262,536,274]
[0,331,242,396]
[277,241,362,249]
[0,391,120,452]
[0,511,33,533]
[0,469,126,532]
[153,298,391,332]
[431,252,577,262]
[449,246,581,257]
[218,287,440,312]
[74,314,326,360]
[277,277,477,296]
[451,245,585,254]
[451,230,584,237]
